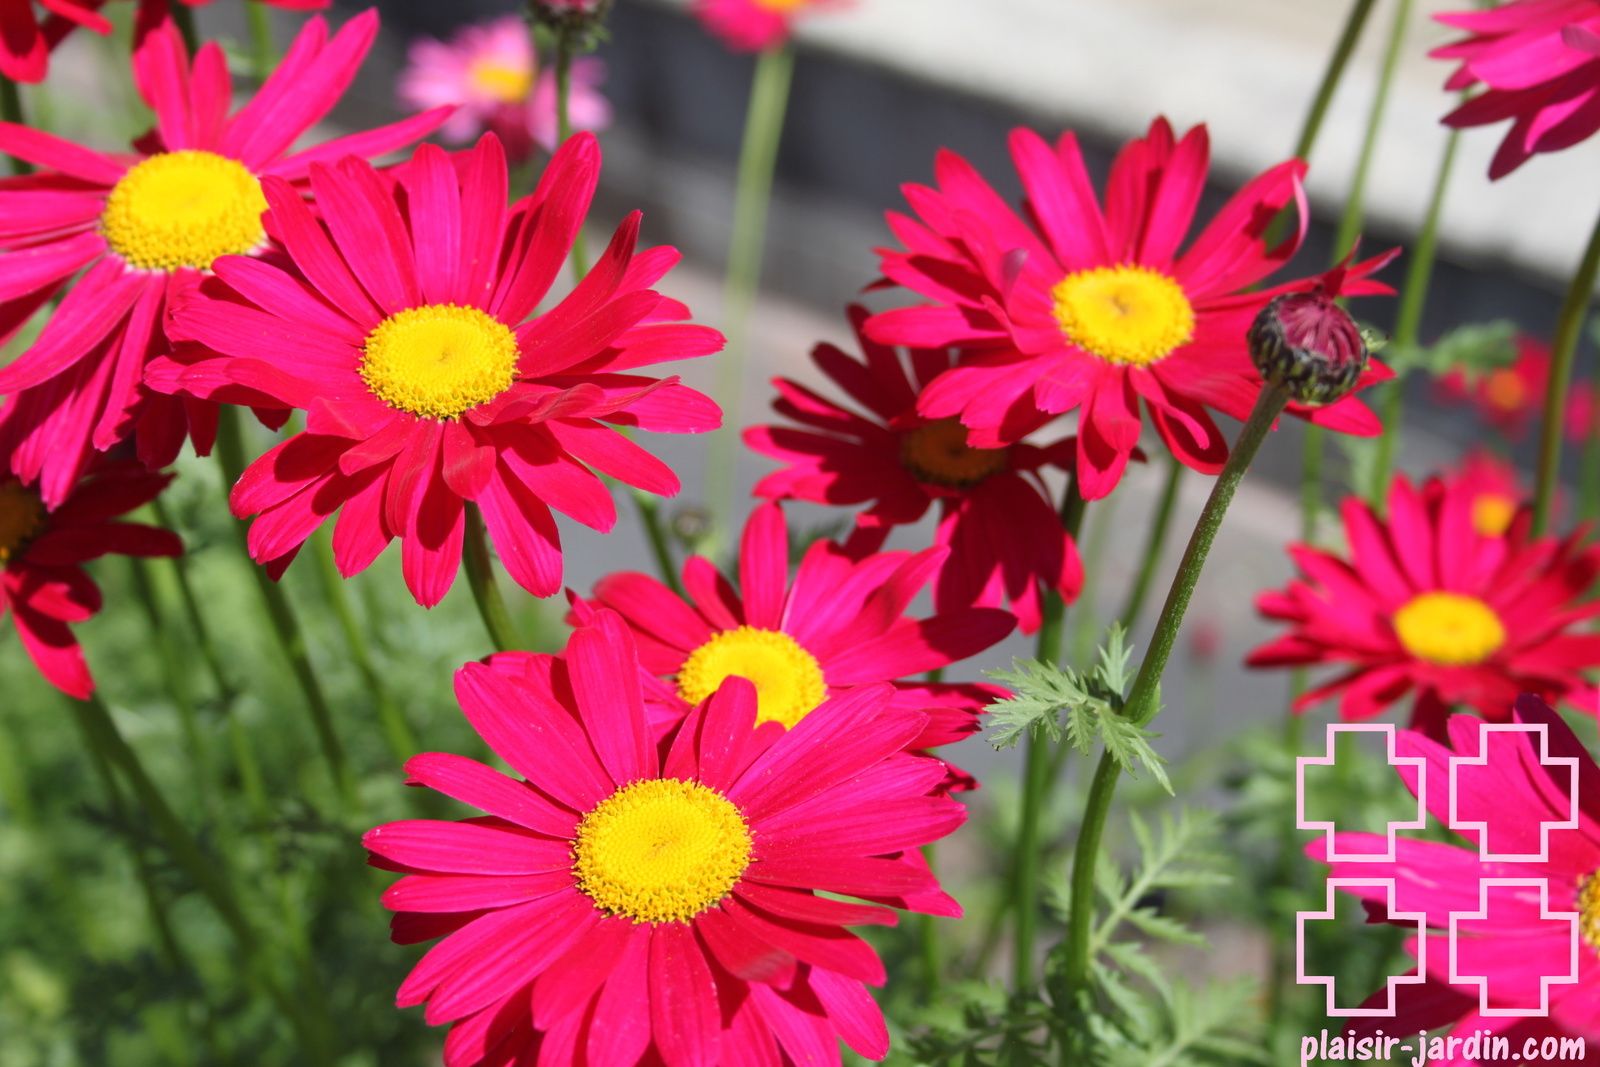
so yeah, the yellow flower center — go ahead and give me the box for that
[1392,592,1506,666]
[901,418,1009,488]
[1471,493,1518,538]
[1483,369,1527,412]
[754,0,811,10]
[359,304,520,421]
[0,482,45,565]
[101,150,268,272]
[677,626,827,730]
[1051,265,1196,367]
[1579,872,1600,956]
[468,59,532,103]
[572,778,752,924]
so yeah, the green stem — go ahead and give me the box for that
[1368,129,1461,503]
[552,24,590,274]
[1060,384,1291,1000]
[245,1,275,78]
[127,558,211,811]
[1332,0,1412,260]
[151,498,237,707]
[70,693,335,1065]
[0,76,30,175]
[634,492,684,595]
[312,529,418,763]
[1581,406,1600,524]
[1117,456,1183,632]
[1290,0,1382,162]
[1010,483,1085,992]
[706,45,796,542]
[464,504,522,653]
[918,844,942,998]
[1533,207,1600,534]
[215,410,352,802]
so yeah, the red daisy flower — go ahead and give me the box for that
[1,460,180,697]
[866,118,1398,499]
[1447,449,1528,539]
[574,501,1015,769]
[365,609,966,1066]
[0,0,331,84]
[692,0,842,52]
[1313,698,1600,1051]
[1438,334,1561,440]
[0,11,446,508]
[743,305,1082,635]
[147,133,722,607]
[1246,473,1600,736]
[1432,0,1600,178]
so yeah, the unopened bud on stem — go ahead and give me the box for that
[1247,289,1369,408]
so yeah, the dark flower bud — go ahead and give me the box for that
[531,0,613,38]
[1247,288,1369,408]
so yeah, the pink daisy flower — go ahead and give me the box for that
[1313,697,1600,1049]
[574,501,1015,774]
[398,15,611,163]
[147,133,723,607]
[693,0,842,53]
[365,608,966,1066]
[744,305,1082,635]
[1,460,181,698]
[1247,473,1600,736]
[867,119,1397,499]
[1447,449,1528,539]
[0,0,329,84]
[1432,0,1600,178]
[1439,335,1556,441]
[0,11,447,507]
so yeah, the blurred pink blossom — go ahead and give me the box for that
[398,16,611,161]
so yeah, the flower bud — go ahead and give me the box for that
[1247,289,1369,408]
[531,0,612,37]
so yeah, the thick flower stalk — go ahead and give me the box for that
[0,11,448,506]
[574,500,1015,784]
[1,461,181,697]
[148,133,723,608]
[366,609,966,1065]
[868,119,1397,498]
[1248,472,1600,736]
[745,305,1083,634]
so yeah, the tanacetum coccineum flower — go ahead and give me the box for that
[2,460,180,698]
[1314,697,1600,1053]
[1448,449,1528,539]
[744,305,1082,635]
[398,15,610,161]
[0,0,329,83]
[693,0,841,52]
[366,609,965,1066]
[868,119,1398,499]
[0,11,446,507]
[148,133,723,607]
[1247,473,1600,736]
[1439,334,1554,439]
[1432,0,1600,178]
[575,502,1015,770]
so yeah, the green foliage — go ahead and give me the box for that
[986,626,1171,793]
[1383,319,1519,380]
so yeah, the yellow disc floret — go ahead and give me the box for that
[573,778,752,924]
[360,304,520,421]
[1579,871,1600,955]
[754,0,812,10]
[901,418,1009,488]
[0,482,44,565]
[1471,493,1518,538]
[1051,265,1196,367]
[101,151,268,272]
[1392,592,1507,666]
[677,626,827,730]
[468,60,533,103]
[1483,368,1527,413]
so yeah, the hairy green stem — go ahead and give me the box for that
[1011,483,1084,992]
[215,410,352,802]
[706,45,796,542]
[1533,208,1600,534]
[1060,384,1290,1000]
[1369,129,1461,503]
[634,493,684,595]
[1291,0,1382,162]
[464,504,523,653]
